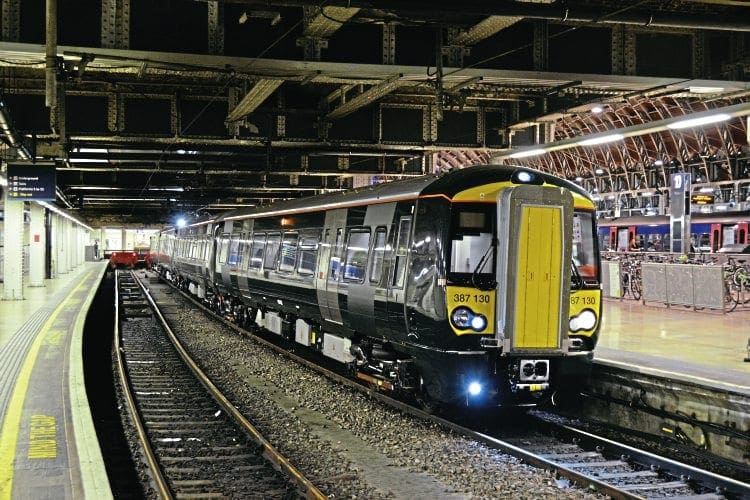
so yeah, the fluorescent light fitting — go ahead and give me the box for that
[654,160,663,166]
[595,168,605,175]
[591,106,603,114]
[577,134,624,146]
[575,176,583,182]
[689,86,724,94]
[508,148,546,158]
[77,147,108,154]
[641,192,653,197]
[69,158,108,163]
[699,187,714,193]
[667,113,731,129]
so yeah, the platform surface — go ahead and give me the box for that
[0,262,112,500]
[596,299,750,396]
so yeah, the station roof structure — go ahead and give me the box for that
[0,0,748,225]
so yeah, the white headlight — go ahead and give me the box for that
[470,315,487,331]
[468,382,482,396]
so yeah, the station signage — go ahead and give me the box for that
[690,194,715,205]
[6,162,56,201]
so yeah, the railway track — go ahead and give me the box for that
[143,270,750,499]
[115,270,324,499]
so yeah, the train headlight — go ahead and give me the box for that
[468,382,482,396]
[451,307,473,329]
[470,314,487,332]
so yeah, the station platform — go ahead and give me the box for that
[596,299,750,396]
[0,262,112,499]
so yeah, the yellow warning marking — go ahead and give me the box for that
[0,271,93,499]
[28,415,57,459]
[597,357,750,392]
[45,330,64,346]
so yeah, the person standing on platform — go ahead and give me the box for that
[629,235,640,252]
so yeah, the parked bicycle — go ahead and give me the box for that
[620,258,642,300]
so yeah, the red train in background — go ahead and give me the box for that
[109,246,151,269]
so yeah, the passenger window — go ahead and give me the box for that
[393,218,411,288]
[264,233,281,270]
[297,232,320,276]
[369,227,387,284]
[330,229,344,281]
[218,235,230,264]
[279,232,299,273]
[344,229,370,282]
[228,235,240,266]
[250,233,265,269]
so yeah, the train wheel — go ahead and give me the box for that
[416,378,440,414]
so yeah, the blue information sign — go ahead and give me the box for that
[6,162,57,201]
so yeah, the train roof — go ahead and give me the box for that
[214,164,592,223]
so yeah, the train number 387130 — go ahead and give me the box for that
[453,293,491,304]
[570,296,597,305]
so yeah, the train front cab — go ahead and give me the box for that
[428,178,601,408]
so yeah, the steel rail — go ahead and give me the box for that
[153,271,748,499]
[113,270,173,499]
[131,272,325,500]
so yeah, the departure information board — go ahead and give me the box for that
[6,162,56,201]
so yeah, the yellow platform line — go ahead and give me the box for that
[0,272,92,500]
[597,357,750,392]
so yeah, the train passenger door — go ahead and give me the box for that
[348,203,396,336]
[316,209,346,324]
[386,216,412,333]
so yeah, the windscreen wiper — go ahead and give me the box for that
[471,238,497,291]
[571,260,584,289]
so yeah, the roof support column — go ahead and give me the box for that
[611,25,636,75]
[422,105,438,143]
[29,203,47,287]
[107,93,124,132]
[692,31,706,78]
[207,1,224,55]
[101,0,130,49]
[727,32,745,79]
[443,27,470,67]
[383,23,396,64]
[533,20,549,71]
[476,107,486,146]
[1,0,20,41]
[2,193,24,300]
[53,213,67,276]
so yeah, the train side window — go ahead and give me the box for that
[264,233,281,270]
[297,232,320,276]
[393,217,411,288]
[228,235,240,266]
[330,229,344,281]
[343,229,370,282]
[369,226,387,284]
[279,232,299,273]
[250,233,265,269]
[218,234,230,264]
[236,234,245,266]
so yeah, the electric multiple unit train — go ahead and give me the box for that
[150,165,602,408]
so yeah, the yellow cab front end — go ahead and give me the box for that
[443,168,601,406]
